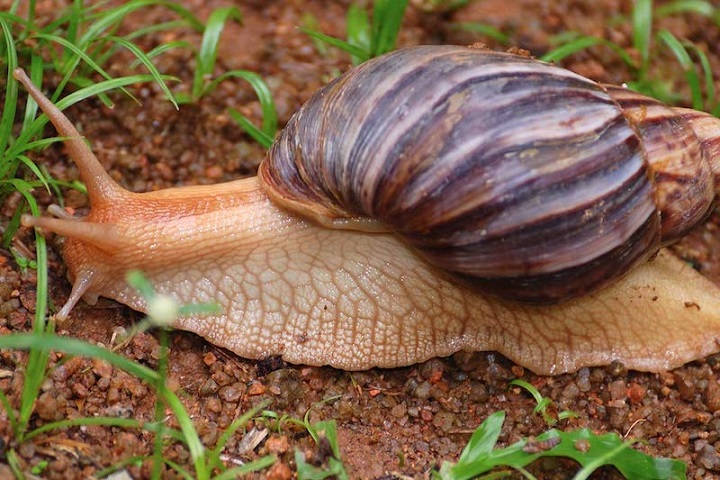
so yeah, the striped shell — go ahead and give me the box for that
[259,45,717,302]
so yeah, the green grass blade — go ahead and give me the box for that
[657,29,703,109]
[301,13,329,57]
[678,39,715,112]
[228,109,273,149]
[0,13,18,160]
[16,136,72,153]
[207,400,270,471]
[301,29,370,62]
[107,35,179,108]
[193,6,242,99]
[212,456,276,479]
[656,0,716,17]
[31,32,121,86]
[94,455,154,479]
[20,56,44,133]
[540,35,636,69]
[64,0,200,81]
[9,0,33,16]
[208,70,277,136]
[130,40,192,68]
[24,417,142,442]
[437,415,686,480]
[152,329,170,480]
[455,22,510,44]
[29,30,135,104]
[6,450,23,479]
[509,380,542,404]
[346,4,371,64]
[0,10,31,33]
[26,416,185,443]
[124,19,191,40]
[0,390,19,437]
[161,387,207,479]
[18,155,51,193]
[66,74,125,108]
[541,36,602,62]
[572,440,632,480]
[693,46,715,112]
[370,0,409,56]
[632,0,654,77]
[0,334,161,381]
[77,0,166,48]
[60,0,83,67]
[126,269,156,300]
[162,458,195,480]
[155,1,205,32]
[7,183,49,440]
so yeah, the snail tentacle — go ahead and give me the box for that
[14,69,134,315]
[12,69,125,205]
[21,214,123,253]
[56,269,98,321]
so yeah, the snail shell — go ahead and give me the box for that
[260,45,717,302]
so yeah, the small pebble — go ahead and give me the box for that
[433,411,456,431]
[419,358,445,383]
[106,386,120,404]
[576,368,592,392]
[17,441,35,459]
[199,378,219,396]
[205,165,224,179]
[561,382,580,400]
[697,444,720,471]
[704,380,720,412]
[203,351,217,366]
[608,405,629,430]
[265,434,290,454]
[627,382,647,405]
[36,391,63,421]
[204,396,222,414]
[92,358,113,379]
[211,371,233,387]
[391,402,408,418]
[674,371,697,401]
[608,380,627,401]
[265,461,292,480]
[413,381,431,400]
[218,382,245,403]
[468,381,488,402]
[248,381,266,395]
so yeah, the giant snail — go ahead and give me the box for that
[14,45,720,375]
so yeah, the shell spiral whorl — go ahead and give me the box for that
[260,45,717,303]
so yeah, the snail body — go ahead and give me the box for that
[14,45,720,374]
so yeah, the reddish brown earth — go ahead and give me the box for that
[2,1,720,478]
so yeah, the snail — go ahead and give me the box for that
[13,44,720,375]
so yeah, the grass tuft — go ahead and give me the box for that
[539,0,719,110]
[302,0,409,64]
[436,411,686,480]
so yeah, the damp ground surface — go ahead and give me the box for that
[2,1,720,478]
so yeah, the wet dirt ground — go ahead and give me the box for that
[2,0,720,478]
